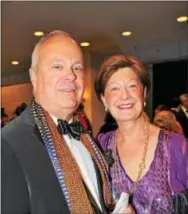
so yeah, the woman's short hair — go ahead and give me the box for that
[154,110,183,134]
[155,104,169,112]
[95,55,151,101]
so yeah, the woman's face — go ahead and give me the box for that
[101,67,145,123]
[153,111,173,131]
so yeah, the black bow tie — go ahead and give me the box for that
[57,119,85,140]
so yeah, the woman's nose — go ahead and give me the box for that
[121,87,129,99]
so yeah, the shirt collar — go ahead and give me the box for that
[181,106,188,119]
[181,105,187,113]
[49,113,73,126]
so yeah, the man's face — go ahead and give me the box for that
[30,36,84,119]
[181,97,188,111]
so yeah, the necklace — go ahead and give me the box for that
[113,122,150,196]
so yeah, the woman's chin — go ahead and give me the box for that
[116,114,140,122]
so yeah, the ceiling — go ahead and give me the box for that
[2,1,188,78]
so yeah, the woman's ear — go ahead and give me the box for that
[100,94,107,110]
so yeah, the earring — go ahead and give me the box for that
[144,101,146,107]
[105,107,108,112]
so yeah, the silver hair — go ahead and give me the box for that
[31,30,79,68]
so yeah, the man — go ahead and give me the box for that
[179,93,188,138]
[2,31,132,214]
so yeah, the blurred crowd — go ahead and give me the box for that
[1,103,27,128]
[153,93,188,139]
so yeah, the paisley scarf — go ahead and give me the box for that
[30,99,112,213]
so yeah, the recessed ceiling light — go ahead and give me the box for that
[121,31,132,37]
[80,42,90,47]
[34,31,44,37]
[11,61,19,65]
[176,16,188,23]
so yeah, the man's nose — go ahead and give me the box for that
[64,68,77,81]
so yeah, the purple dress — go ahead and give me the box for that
[97,130,188,214]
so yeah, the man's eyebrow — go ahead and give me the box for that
[73,61,83,64]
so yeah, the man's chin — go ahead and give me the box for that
[59,101,79,110]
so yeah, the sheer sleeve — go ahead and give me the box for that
[96,131,114,152]
[96,131,116,168]
[169,133,188,193]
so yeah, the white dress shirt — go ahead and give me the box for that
[181,106,188,119]
[51,115,102,211]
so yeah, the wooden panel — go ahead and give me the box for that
[1,83,33,118]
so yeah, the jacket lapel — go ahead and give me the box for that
[20,107,70,213]
[92,159,109,214]
[22,107,109,214]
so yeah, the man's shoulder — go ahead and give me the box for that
[172,109,187,121]
[2,109,34,143]
[178,107,186,115]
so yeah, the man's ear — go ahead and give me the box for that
[29,68,37,90]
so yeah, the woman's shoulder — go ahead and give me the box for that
[160,130,188,190]
[160,129,188,158]
[160,129,187,145]
[150,124,187,158]
[96,130,115,151]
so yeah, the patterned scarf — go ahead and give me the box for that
[30,99,112,213]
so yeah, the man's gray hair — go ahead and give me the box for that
[31,30,78,68]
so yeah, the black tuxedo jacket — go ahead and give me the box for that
[176,109,188,138]
[2,108,109,214]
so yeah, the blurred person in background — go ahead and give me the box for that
[178,93,188,138]
[154,110,184,135]
[154,104,168,116]
[170,96,187,138]
[75,103,93,134]
[1,107,9,128]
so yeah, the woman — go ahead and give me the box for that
[154,104,169,116]
[95,55,188,214]
[154,110,184,135]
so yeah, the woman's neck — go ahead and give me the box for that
[116,116,149,145]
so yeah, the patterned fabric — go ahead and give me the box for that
[31,100,112,213]
[97,129,188,214]
[57,119,85,140]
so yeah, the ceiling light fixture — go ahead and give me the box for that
[121,31,132,37]
[11,61,19,65]
[80,42,90,47]
[176,16,188,23]
[34,31,44,37]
